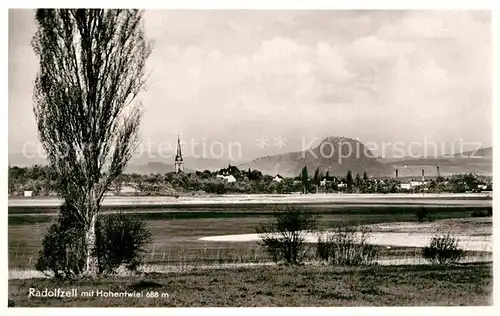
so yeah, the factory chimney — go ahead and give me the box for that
[396,169,399,179]
[421,169,425,182]
[437,165,440,179]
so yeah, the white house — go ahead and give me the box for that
[23,190,33,197]
[216,174,237,183]
[273,174,284,183]
[338,183,347,188]
[120,185,137,194]
[320,178,327,187]
[400,183,411,190]
[409,181,425,187]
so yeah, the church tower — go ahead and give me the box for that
[174,133,184,173]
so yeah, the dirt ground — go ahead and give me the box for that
[363,217,492,236]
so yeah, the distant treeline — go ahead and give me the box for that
[8,164,493,197]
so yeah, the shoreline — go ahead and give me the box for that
[8,192,492,209]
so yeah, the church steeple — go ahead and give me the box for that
[174,133,184,173]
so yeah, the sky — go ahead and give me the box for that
[8,10,492,161]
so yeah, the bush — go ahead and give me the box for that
[36,204,152,278]
[422,232,465,264]
[415,207,428,222]
[256,206,319,265]
[96,213,152,273]
[471,209,491,217]
[35,204,86,278]
[316,225,378,265]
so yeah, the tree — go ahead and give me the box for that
[448,173,478,193]
[257,207,319,265]
[43,165,54,195]
[346,170,353,192]
[199,170,212,179]
[422,233,464,264]
[318,171,324,191]
[316,225,378,265]
[363,171,368,182]
[32,9,151,276]
[9,166,27,180]
[113,174,124,196]
[300,166,309,194]
[36,204,152,277]
[416,207,429,222]
[313,167,320,193]
[8,179,16,195]
[248,169,264,181]
[355,173,361,186]
[28,164,45,180]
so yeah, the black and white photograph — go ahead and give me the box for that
[5,6,494,308]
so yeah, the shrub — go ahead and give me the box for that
[316,225,378,265]
[415,207,429,222]
[256,206,319,265]
[96,213,152,273]
[35,204,86,278]
[316,235,331,261]
[422,232,465,264]
[471,209,491,217]
[36,204,152,278]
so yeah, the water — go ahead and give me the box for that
[198,231,492,252]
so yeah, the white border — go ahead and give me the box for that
[3,0,499,10]
[491,7,499,312]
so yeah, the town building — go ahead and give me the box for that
[174,133,184,173]
[320,178,327,187]
[216,174,237,183]
[273,174,284,183]
[400,183,411,190]
[400,180,428,190]
[218,165,241,178]
[119,185,137,195]
[410,181,425,187]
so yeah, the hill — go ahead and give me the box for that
[8,153,233,175]
[8,144,492,177]
[379,146,492,177]
[123,162,193,175]
[124,156,239,175]
[239,138,492,178]
[238,136,390,177]
[447,146,492,159]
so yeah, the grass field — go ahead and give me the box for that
[8,263,493,307]
[8,205,492,269]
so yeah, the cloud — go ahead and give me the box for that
[9,10,491,158]
[140,10,491,153]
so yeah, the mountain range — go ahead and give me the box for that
[8,136,492,177]
[238,136,492,178]
[238,136,391,177]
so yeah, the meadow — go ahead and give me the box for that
[8,263,492,306]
